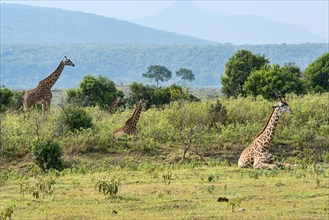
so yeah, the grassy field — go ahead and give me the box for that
[1,157,329,219]
[1,93,328,219]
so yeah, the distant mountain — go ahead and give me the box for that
[0,3,210,45]
[135,2,328,44]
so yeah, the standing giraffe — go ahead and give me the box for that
[238,98,293,169]
[23,56,75,112]
[107,97,122,114]
[115,99,145,135]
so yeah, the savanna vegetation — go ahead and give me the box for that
[1,92,329,219]
[1,51,328,219]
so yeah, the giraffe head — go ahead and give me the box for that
[272,97,293,114]
[138,98,146,108]
[62,56,75,67]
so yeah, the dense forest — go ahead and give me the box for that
[1,43,328,89]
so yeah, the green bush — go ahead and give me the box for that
[0,86,13,113]
[1,93,328,163]
[66,75,124,109]
[58,106,93,133]
[32,140,63,171]
[127,82,199,108]
[95,178,121,197]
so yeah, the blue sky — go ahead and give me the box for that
[2,0,328,39]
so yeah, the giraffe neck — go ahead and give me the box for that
[128,102,143,127]
[255,108,280,147]
[41,61,65,88]
[108,98,120,114]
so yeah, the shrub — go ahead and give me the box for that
[8,90,24,111]
[66,75,124,109]
[0,86,13,113]
[95,178,121,197]
[0,204,15,220]
[32,140,63,171]
[58,106,93,133]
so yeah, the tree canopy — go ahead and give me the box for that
[221,50,269,98]
[243,63,306,100]
[142,65,172,87]
[176,68,195,86]
[127,82,199,108]
[0,86,13,113]
[67,75,124,109]
[304,52,329,93]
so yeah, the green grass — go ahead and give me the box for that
[1,161,328,219]
[1,93,328,219]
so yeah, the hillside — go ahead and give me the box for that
[0,3,209,45]
[135,1,328,44]
[1,43,328,89]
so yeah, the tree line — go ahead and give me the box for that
[1,43,327,88]
[0,50,328,113]
[221,50,328,99]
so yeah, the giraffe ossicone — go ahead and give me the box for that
[238,98,293,169]
[23,56,75,112]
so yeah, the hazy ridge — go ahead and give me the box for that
[1,43,327,89]
[1,3,328,89]
[1,3,210,45]
[135,1,328,44]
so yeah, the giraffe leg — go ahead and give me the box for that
[23,91,34,112]
[43,92,52,112]
[254,162,278,169]
[253,157,278,169]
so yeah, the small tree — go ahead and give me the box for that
[304,52,329,93]
[142,65,172,87]
[9,90,24,111]
[243,63,306,99]
[221,50,269,98]
[32,140,63,172]
[176,68,195,86]
[58,105,93,133]
[0,86,13,113]
[67,75,124,109]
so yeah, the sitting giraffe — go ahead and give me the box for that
[115,99,145,135]
[23,56,75,112]
[107,97,122,114]
[238,98,293,169]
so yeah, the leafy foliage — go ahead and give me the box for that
[31,177,56,199]
[0,86,13,113]
[0,205,15,220]
[176,68,195,86]
[32,140,63,171]
[142,65,172,87]
[162,170,172,185]
[67,75,124,109]
[304,52,329,92]
[58,105,93,133]
[1,93,328,163]
[8,90,24,111]
[221,50,269,98]
[95,178,121,197]
[126,82,199,108]
[243,63,306,99]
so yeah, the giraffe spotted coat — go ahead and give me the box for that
[115,99,145,135]
[238,100,293,169]
[23,56,75,112]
